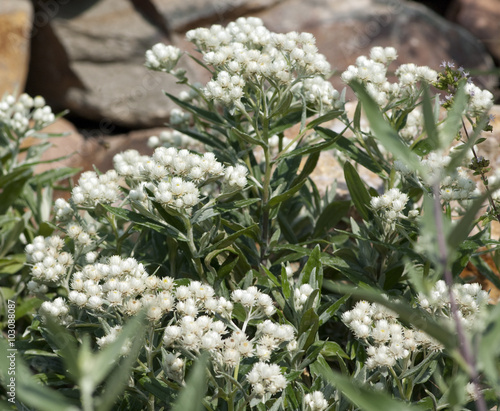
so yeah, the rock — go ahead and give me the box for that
[252,0,497,93]
[449,0,500,64]
[0,0,33,96]
[26,0,199,129]
[153,0,284,32]
[27,118,87,175]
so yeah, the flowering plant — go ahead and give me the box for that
[2,17,500,411]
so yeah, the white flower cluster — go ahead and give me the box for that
[341,47,437,107]
[343,301,421,368]
[71,170,121,207]
[163,285,295,373]
[145,43,182,73]
[294,283,315,311]
[25,236,73,284]
[0,93,55,136]
[399,108,423,142]
[53,198,73,221]
[416,152,478,201]
[370,188,409,222]
[204,71,245,106]
[224,164,249,189]
[343,281,489,369]
[465,82,494,116]
[39,297,72,325]
[295,76,341,112]
[148,130,202,151]
[113,149,150,178]
[182,17,337,110]
[29,248,180,322]
[418,280,489,331]
[304,391,329,411]
[246,362,287,397]
[96,324,131,355]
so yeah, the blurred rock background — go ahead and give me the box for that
[1,0,500,171]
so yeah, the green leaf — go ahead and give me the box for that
[230,127,265,147]
[170,126,227,151]
[91,313,146,389]
[313,200,350,237]
[280,265,292,300]
[321,341,349,359]
[172,352,208,411]
[305,110,344,129]
[447,184,500,251]
[298,308,320,351]
[166,92,228,127]
[440,83,468,148]
[268,179,307,209]
[278,134,342,160]
[269,107,309,136]
[0,169,32,214]
[344,162,372,221]
[204,224,259,255]
[30,167,79,187]
[95,313,147,411]
[319,294,350,326]
[350,81,421,173]
[99,204,187,242]
[421,84,440,151]
[478,303,500,390]
[300,245,321,286]
[323,132,386,175]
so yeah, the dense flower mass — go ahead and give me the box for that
[0,93,55,136]
[343,280,489,369]
[370,188,409,222]
[15,15,499,410]
[145,43,182,73]
[145,17,340,112]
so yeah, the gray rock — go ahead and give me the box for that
[27,0,198,128]
[153,0,284,32]
[253,0,497,92]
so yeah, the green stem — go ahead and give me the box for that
[146,326,156,411]
[184,216,205,280]
[389,366,406,400]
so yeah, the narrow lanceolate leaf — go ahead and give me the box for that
[99,204,187,241]
[421,84,440,151]
[350,81,421,173]
[165,92,228,127]
[172,352,208,411]
[447,181,500,251]
[313,200,350,238]
[440,82,467,148]
[344,162,372,221]
[230,127,265,147]
[305,109,344,129]
[268,179,307,209]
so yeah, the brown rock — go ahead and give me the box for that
[0,0,33,96]
[449,0,500,64]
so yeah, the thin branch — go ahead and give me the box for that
[431,183,487,411]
